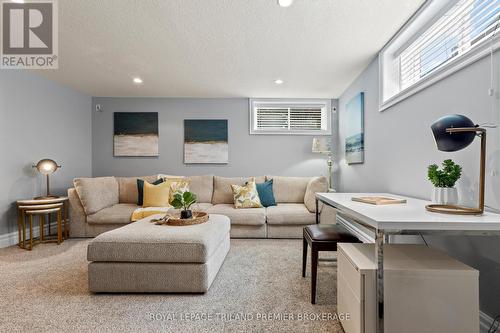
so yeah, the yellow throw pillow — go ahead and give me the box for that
[231,181,263,209]
[169,180,190,204]
[143,181,172,208]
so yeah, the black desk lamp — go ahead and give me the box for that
[427,114,486,215]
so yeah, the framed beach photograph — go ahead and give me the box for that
[113,112,159,157]
[184,119,228,164]
[345,92,364,164]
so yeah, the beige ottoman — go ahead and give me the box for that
[87,214,230,293]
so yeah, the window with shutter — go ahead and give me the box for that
[379,0,499,111]
[249,99,332,135]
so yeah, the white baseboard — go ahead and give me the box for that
[0,222,60,248]
[480,311,495,333]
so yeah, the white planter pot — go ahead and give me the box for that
[431,187,458,205]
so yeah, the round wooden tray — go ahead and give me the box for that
[154,211,209,226]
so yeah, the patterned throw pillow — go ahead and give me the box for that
[231,181,263,209]
[169,180,190,204]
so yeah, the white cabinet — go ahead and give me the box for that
[337,243,479,333]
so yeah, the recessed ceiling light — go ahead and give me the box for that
[11,0,25,3]
[133,77,143,84]
[274,79,284,85]
[278,0,293,7]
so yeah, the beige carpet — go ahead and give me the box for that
[0,239,344,333]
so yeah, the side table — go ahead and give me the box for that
[16,196,69,250]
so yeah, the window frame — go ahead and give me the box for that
[249,98,332,135]
[379,0,500,112]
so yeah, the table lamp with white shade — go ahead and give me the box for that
[312,137,334,190]
[33,159,61,199]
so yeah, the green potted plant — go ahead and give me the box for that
[171,191,197,219]
[427,159,462,205]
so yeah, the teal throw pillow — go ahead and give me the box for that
[254,179,276,207]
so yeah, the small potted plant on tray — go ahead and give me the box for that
[427,159,462,205]
[171,191,197,219]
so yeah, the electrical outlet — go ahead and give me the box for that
[491,169,497,177]
[488,88,494,96]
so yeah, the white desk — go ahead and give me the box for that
[316,192,500,333]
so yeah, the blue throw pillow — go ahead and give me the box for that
[137,178,164,206]
[255,179,276,207]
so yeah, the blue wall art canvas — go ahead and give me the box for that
[184,119,228,164]
[345,92,364,164]
[114,112,159,157]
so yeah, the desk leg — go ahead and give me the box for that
[315,198,319,224]
[376,230,384,333]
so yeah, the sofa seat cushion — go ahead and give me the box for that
[207,204,266,225]
[87,204,138,225]
[191,203,213,212]
[87,214,230,263]
[266,203,315,225]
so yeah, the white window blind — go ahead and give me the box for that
[379,0,500,111]
[400,0,499,90]
[250,99,331,135]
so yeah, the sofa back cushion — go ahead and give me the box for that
[186,175,214,203]
[117,176,157,204]
[267,176,311,203]
[73,177,119,215]
[212,176,265,204]
[304,176,328,212]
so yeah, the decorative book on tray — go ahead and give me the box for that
[351,196,407,205]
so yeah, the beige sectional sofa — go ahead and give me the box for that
[68,175,328,239]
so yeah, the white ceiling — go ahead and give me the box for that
[37,0,425,98]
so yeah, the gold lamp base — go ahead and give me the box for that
[425,204,483,215]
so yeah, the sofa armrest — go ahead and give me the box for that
[68,188,88,237]
[304,177,328,213]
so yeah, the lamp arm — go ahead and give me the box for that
[446,127,485,134]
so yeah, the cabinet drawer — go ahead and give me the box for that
[338,249,362,300]
[338,272,363,333]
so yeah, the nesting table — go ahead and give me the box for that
[316,192,500,333]
[16,197,69,250]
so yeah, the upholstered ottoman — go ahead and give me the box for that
[87,214,230,293]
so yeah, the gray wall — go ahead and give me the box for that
[92,97,338,181]
[337,52,500,318]
[0,72,92,236]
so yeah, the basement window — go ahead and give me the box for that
[249,99,332,135]
[379,0,500,111]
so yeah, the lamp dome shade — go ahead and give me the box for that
[431,114,476,152]
[312,137,332,153]
[34,159,60,175]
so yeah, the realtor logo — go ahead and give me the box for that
[1,0,58,69]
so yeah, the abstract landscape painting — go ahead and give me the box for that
[345,92,364,164]
[114,112,159,157]
[184,119,228,164]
